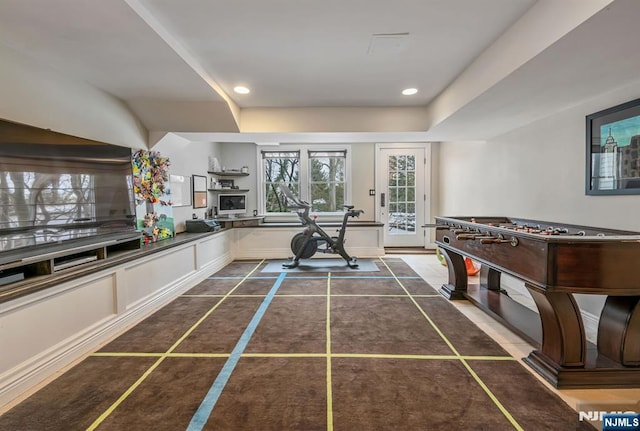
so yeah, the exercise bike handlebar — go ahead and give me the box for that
[278,182,310,209]
[278,182,363,221]
[346,209,365,218]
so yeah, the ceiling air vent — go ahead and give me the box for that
[367,32,410,55]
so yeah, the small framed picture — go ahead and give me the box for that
[218,179,234,189]
[192,175,207,208]
[169,174,192,207]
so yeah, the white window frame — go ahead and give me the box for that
[257,144,352,219]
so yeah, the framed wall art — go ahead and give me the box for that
[192,174,208,208]
[169,174,191,207]
[586,98,640,195]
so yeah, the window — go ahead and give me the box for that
[260,146,349,215]
[262,151,300,213]
[309,150,345,212]
[388,155,416,232]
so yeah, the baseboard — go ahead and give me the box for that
[581,310,599,345]
[0,253,232,409]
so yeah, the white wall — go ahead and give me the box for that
[350,143,377,216]
[438,85,640,231]
[0,42,146,149]
[152,135,222,232]
[218,142,378,220]
[437,82,640,338]
[219,142,259,215]
[0,42,230,234]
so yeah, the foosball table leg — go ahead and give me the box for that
[438,248,468,300]
[598,296,640,366]
[479,265,501,291]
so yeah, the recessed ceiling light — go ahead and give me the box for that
[402,88,418,96]
[234,86,250,94]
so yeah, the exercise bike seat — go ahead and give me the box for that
[343,205,354,210]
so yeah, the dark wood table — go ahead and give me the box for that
[434,216,640,388]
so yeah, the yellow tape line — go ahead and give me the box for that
[378,257,523,431]
[86,259,265,431]
[331,353,515,361]
[244,352,514,361]
[92,351,514,361]
[326,272,334,431]
[88,258,519,430]
[242,353,327,358]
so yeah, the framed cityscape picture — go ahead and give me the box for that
[586,98,640,195]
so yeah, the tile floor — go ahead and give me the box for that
[400,254,640,417]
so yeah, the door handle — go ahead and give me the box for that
[381,192,386,207]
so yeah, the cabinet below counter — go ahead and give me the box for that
[0,229,234,408]
[214,216,264,228]
[230,222,384,260]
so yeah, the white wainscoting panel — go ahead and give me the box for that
[0,231,234,409]
[197,232,233,271]
[0,273,115,376]
[123,245,196,310]
[232,226,384,260]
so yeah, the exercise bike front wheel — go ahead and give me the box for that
[291,232,318,259]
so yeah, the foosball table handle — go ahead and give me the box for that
[480,236,519,247]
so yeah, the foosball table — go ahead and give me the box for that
[434,216,640,388]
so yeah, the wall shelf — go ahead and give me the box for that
[208,188,249,193]
[208,171,249,177]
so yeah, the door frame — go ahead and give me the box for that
[374,142,432,248]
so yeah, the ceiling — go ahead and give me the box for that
[0,0,638,144]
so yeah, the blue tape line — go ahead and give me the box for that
[187,271,287,431]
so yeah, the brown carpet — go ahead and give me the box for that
[0,258,595,430]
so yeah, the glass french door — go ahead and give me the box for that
[377,147,426,247]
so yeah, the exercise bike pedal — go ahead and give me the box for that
[282,257,300,269]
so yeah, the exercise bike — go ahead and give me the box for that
[279,183,364,269]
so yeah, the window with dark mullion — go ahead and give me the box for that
[308,150,346,212]
[260,147,349,215]
[262,151,300,213]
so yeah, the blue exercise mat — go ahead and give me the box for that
[261,258,379,273]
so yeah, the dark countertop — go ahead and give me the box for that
[0,229,230,304]
[0,218,383,303]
